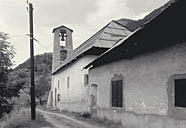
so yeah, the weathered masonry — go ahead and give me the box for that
[47,19,140,112]
[85,0,186,127]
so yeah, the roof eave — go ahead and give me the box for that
[83,27,142,69]
[52,25,73,33]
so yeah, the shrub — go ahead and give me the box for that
[2,109,49,128]
[3,109,30,128]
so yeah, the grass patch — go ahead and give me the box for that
[2,108,54,128]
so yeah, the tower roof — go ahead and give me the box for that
[52,20,137,75]
[52,25,73,33]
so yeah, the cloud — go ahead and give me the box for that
[80,0,137,47]
[32,0,99,50]
[0,0,170,66]
[86,0,135,27]
[126,0,169,15]
[0,0,98,65]
[134,12,149,20]
[33,0,97,27]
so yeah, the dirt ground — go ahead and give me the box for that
[43,114,87,128]
[38,109,124,128]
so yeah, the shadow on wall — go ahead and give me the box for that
[121,111,186,128]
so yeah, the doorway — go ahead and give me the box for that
[55,88,57,106]
[90,84,98,115]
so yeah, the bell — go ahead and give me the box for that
[60,29,66,41]
[61,35,65,41]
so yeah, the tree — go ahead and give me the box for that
[35,75,50,105]
[0,31,23,118]
[0,32,15,68]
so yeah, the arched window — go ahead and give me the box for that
[67,76,70,89]
[58,80,60,90]
[111,74,123,107]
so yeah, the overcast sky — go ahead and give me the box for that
[0,0,169,67]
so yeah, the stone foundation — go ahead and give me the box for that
[57,99,89,113]
[97,108,186,128]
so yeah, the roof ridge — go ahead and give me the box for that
[52,25,73,33]
[52,21,114,74]
[113,20,134,32]
[52,18,138,74]
[141,0,176,26]
[73,21,112,52]
[84,0,179,69]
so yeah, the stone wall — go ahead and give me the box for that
[52,27,73,72]
[121,111,186,128]
[89,42,186,122]
[53,55,96,112]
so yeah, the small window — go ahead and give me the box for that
[59,29,67,46]
[57,94,61,102]
[175,79,186,107]
[60,50,67,62]
[67,76,70,89]
[112,80,123,107]
[55,88,57,106]
[84,74,89,85]
[58,80,60,90]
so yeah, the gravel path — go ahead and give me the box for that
[37,109,105,128]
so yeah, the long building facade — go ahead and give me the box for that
[85,0,186,127]
[47,19,138,112]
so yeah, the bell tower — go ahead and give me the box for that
[52,25,73,72]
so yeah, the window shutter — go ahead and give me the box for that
[175,79,186,107]
[117,80,123,107]
[112,81,117,107]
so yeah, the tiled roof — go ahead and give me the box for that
[52,19,138,75]
[114,18,141,32]
[84,0,179,69]
[52,25,73,33]
[138,0,176,25]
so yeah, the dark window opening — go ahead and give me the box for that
[59,29,67,47]
[58,80,60,90]
[67,76,70,89]
[112,80,123,107]
[55,88,57,106]
[84,74,89,85]
[175,79,186,107]
[57,94,61,102]
[60,50,67,62]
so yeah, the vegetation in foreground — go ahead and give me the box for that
[1,31,52,119]
[11,52,52,107]
[0,30,53,128]
[2,108,54,128]
[0,31,24,118]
